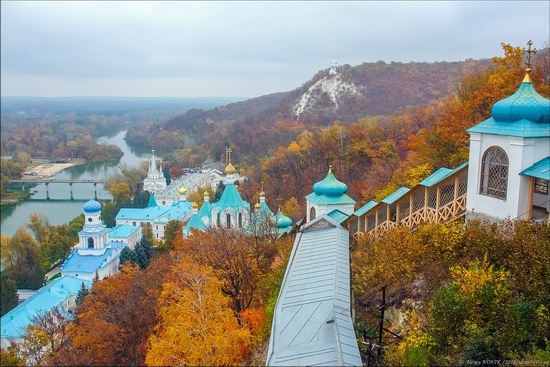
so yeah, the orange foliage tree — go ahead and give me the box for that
[51,257,171,366]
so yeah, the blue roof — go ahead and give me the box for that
[520,156,550,180]
[78,226,110,237]
[116,202,190,222]
[259,201,274,216]
[109,224,141,239]
[326,209,350,224]
[382,187,411,205]
[1,276,92,339]
[419,162,468,187]
[183,213,207,233]
[266,215,362,366]
[214,183,250,212]
[353,200,379,217]
[61,244,123,274]
[147,193,158,208]
[198,200,212,219]
[305,192,356,205]
[467,118,549,138]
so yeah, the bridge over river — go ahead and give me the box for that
[10,179,107,200]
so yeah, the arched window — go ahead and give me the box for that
[87,238,94,249]
[226,213,231,228]
[480,147,508,200]
[238,212,243,228]
[217,212,221,227]
[310,207,316,221]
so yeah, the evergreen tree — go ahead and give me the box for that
[0,278,19,316]
[119,247,136,266]
[75,282,89,306]
[134,237,152,269]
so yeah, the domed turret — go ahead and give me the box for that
[312,165,348,197]
[225,162,236,175]
[83,199,101,213]
[276,208,293,229]
[491,72,550,124]
[192,202,199,209]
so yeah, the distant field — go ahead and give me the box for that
[0,96,246,117]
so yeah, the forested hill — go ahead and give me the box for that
[125,58,490,160]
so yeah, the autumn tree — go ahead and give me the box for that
[160,219,181,252]
[58,258,170,366]
[14,307,72,365]
[146,257,252,366]
[26,212,50,244]
[1,228,44,289]
[0,347,26,367]
[177,228,275,314]
[0,278,18,316]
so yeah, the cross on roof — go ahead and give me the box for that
[522,40,537,70]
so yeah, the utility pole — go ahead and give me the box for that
[377,285,387,359]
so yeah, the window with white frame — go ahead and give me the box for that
[480,147,508,200]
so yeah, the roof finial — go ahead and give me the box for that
[522,40,537,83]
[523,40,537,71]
[328,165,332,174]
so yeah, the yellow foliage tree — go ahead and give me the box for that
[146,258,252,366]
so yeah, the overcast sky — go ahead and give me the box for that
[2,1,548,98]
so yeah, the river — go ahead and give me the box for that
[0,129,152,237]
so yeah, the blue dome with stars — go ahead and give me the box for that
[83,199,101,213]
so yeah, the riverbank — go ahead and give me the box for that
[23,158,86,179]
[1,158,87,208]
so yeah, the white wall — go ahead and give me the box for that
[466,133,548,220]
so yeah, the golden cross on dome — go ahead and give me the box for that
[227,147,232,164]
[522,40,537,70]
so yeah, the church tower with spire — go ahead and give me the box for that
[143,149,167,195]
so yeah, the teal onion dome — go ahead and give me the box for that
[312,166,348,197]
[83,199,101,213]
[491,75,550,124]
[276,209,293,229]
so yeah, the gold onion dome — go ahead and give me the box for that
[204,191,209,196]
[192,202,199,209]
[225,162,236,174]
[260,191,265,196]
[178,187,187,195]
[255,202,261,209]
